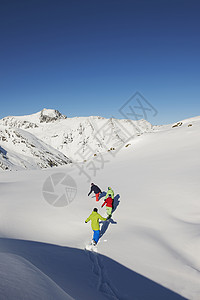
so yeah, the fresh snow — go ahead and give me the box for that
[0,110,200,299]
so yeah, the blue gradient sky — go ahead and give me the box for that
[0,0,200,124]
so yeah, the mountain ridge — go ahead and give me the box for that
[0,109,199,171]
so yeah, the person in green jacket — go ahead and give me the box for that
[85,208,107,245]
[105,187,114,199]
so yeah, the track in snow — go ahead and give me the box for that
[85,250,126,300]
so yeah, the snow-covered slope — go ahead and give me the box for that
[0,109,71,170]
[0,114,200,299]
[0,109,152,170]
[152,115,200,132]
[0,253,73,300]
[0,126,71,170]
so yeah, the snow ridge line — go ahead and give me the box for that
[85,250,122,300]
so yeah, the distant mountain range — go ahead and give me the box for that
[0,108,198,171]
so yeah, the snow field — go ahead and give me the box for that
[0,116,200,299]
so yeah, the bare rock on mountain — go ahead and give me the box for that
[39,109,67,123]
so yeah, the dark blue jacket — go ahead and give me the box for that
[88,184,101,196]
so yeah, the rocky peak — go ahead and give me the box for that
[39,109,67,123]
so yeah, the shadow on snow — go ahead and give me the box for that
[0,238,187,300]
[100,218,117,238]
[112,194,120,212]
[0,146,7,159]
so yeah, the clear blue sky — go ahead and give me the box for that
[0,0,200,124]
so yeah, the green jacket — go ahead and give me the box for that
[85,211,106,230]
[105,187,114,199]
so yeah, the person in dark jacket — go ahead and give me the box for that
[88,183,102,201]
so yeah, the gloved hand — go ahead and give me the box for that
[101,205,103,208]
[85,221,87,223]
[88,193,89,196]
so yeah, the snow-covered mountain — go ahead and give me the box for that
[0,127,72,170]
[0,114,200,299]
[1,108,199,172]
[0,108,153,171]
